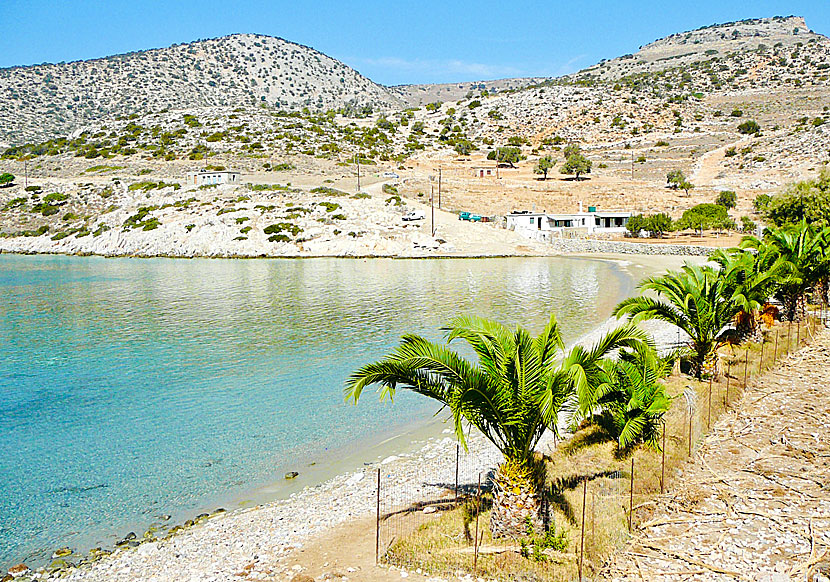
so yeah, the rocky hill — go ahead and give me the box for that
[0,34,402,147]
[571,16,824,82]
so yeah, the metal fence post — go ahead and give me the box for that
[744,346,749,386]
[473,473,481,574]
[628,456,635,533]
[579,478,587,581]
[375,468,381,565]
[455,443,459,506]
[660,420,666,494]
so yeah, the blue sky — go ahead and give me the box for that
[1,0,828,85]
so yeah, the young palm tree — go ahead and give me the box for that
[576,345,671,458]
[345,314,649,538]
[613,264,739,379]
[710,247,791,340]
[742,222,830,321]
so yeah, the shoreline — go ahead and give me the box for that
[2,252,691,580]
[0,237,719,260]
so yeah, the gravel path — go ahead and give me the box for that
[604,329,830,582]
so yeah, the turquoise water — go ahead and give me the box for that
[0,254,634,569]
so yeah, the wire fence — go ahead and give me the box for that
[373,310,829,580]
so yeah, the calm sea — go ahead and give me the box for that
[0,254,634,568]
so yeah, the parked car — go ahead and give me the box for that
[383,172,400,179]
[459,212,482,222]
[402,210,425,221]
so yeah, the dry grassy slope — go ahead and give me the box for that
[0,33,402,147]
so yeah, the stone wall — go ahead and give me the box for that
[546,237,717,256]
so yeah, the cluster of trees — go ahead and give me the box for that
[758,167,830,227]
[531,144,592,180]
[628,200,745,238]
[345,219,830,540]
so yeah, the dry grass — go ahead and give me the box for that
[380,316,823,581]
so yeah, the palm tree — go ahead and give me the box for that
[345,314,649,538]
[613,264,739,380]
[710,247,791,340]
[742,222,830,321]
[576,345,671,458]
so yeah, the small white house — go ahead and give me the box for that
[506,207,632,242]
[472,166,498,178]
[186,170,241,187]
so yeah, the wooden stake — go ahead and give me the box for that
[707,374,713,429]
[743,347,749,386]
[797,319,801,349]
[789,319,794,352]
[758,336,765,374]
[687,405,693,457]
[725,360,731,405]
[774,329,779,364]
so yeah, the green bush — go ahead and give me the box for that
[2,197,26,211]
[44,192,69,203]
[318,202,341,213]
[123,206,161,230]
[737,120,761,135]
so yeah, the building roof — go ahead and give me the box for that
[186,169,240,175]
[508,210,631,218]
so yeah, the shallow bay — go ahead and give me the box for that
[0,254,634,568]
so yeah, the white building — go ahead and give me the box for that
[506,207,632,242]
[185,170,241,187]
[471,166,498,178]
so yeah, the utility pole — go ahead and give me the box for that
[431,183,435,237]
[356,153,361,192]
[631,149,634,181]
[438,167,442,209]
[24,157,28,189]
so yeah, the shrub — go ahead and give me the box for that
[737,120,761,135]
[318,202,341,213]
[2,197,26,211]
[123,206,160,230]
[44,192,69,204]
